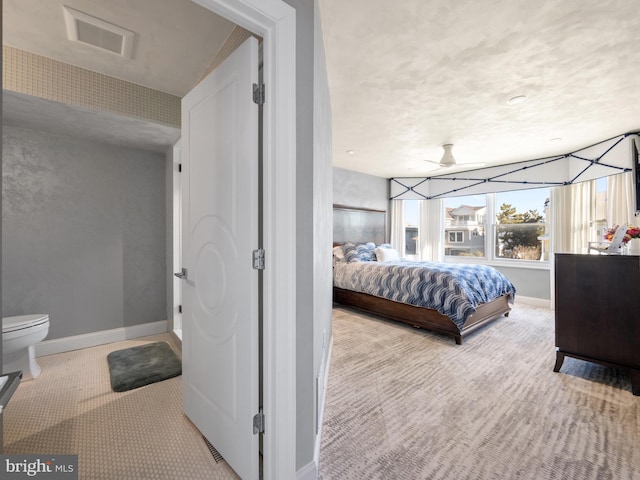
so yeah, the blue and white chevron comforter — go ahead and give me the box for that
[333,261,516,329]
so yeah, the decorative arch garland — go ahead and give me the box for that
[390,133,638,200]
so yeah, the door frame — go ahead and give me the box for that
[171,140,182,337]
[192,1,296,478]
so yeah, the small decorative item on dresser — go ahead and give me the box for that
[604,224,640,244]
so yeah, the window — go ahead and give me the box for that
[405,227,418,255]
[445,195,486,257]
[449,231,464,242]
[495,188,549,261]
[593,177,608,237]
[395,188,552,264]
[442,188,550,262]
[403,200,419,259]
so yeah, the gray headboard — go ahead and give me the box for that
[333,204,387,245]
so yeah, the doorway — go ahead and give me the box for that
[2,0,298,477]
[177,1,297,478]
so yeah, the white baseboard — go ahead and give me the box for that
[515,295,551,309]
[296,460,317,480]
[35,320,169,357]
[296,335,334,480]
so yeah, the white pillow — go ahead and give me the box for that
[333,245,346,262]
[375,247,400,262]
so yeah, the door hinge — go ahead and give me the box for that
[178,163,182,172]
[253,409,264,435]
[252,249,265,270]
[178,305,182,314]
[252,83,265,105]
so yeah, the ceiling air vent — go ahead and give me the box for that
[63,5,134,59]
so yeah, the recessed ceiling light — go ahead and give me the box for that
[550,137,563,142]
[346,150,356,155]
[507,95,527,106]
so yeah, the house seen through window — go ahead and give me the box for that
[445,195,486,257]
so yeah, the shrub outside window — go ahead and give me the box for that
[494,189,550,261]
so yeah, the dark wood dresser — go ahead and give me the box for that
[554,253,640,395]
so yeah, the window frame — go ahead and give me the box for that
[402,200,420,259]
[444,192,551,269]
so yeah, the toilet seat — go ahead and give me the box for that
[3,314,50,334]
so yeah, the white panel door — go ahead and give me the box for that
[181,37,259,480]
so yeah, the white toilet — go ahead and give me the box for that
[2,314,50,380]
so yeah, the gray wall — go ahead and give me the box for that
[289,0,315,468]
[284,0,333,472]
[2,124,167,340]
[1,76,3,450]
[312,0,333,464]
[492,265,551,300]
[333,166,388,211]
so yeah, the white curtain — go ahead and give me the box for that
[419,199,444,261]
[607,172,634,226]
[551,181,594,255]
[389,200,405,254]
[550,181,593,308]
[607,171,639,254]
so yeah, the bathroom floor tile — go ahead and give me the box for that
[2,333,239,479]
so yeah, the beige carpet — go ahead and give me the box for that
[3,333,239,480]
[319,304,640,480]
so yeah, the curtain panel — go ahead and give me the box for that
[550,173,637,304]
[607,172,640,254]
[389,200,405,254]
[419,199,444,262]
[551,181,594,255]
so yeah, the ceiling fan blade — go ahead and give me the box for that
[424,145,485,170]
[424,160,448,167]
[423,160,485,169]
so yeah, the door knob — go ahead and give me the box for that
[174,268,187,279]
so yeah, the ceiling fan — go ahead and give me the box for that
[424,144,485,169]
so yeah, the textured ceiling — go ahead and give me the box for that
[319,0,640,177]
[3,0,640,172]
[3,0,235,96]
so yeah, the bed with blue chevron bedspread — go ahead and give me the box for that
[333,260,516,330]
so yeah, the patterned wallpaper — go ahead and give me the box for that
[3,45,181,127]
[3,26,259,130]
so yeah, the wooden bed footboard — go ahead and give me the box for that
[333,287,512,345]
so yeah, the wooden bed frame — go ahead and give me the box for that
[332,204,512,344]
[333,287,511,345]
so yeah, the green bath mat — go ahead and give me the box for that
[107,341,182,392]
